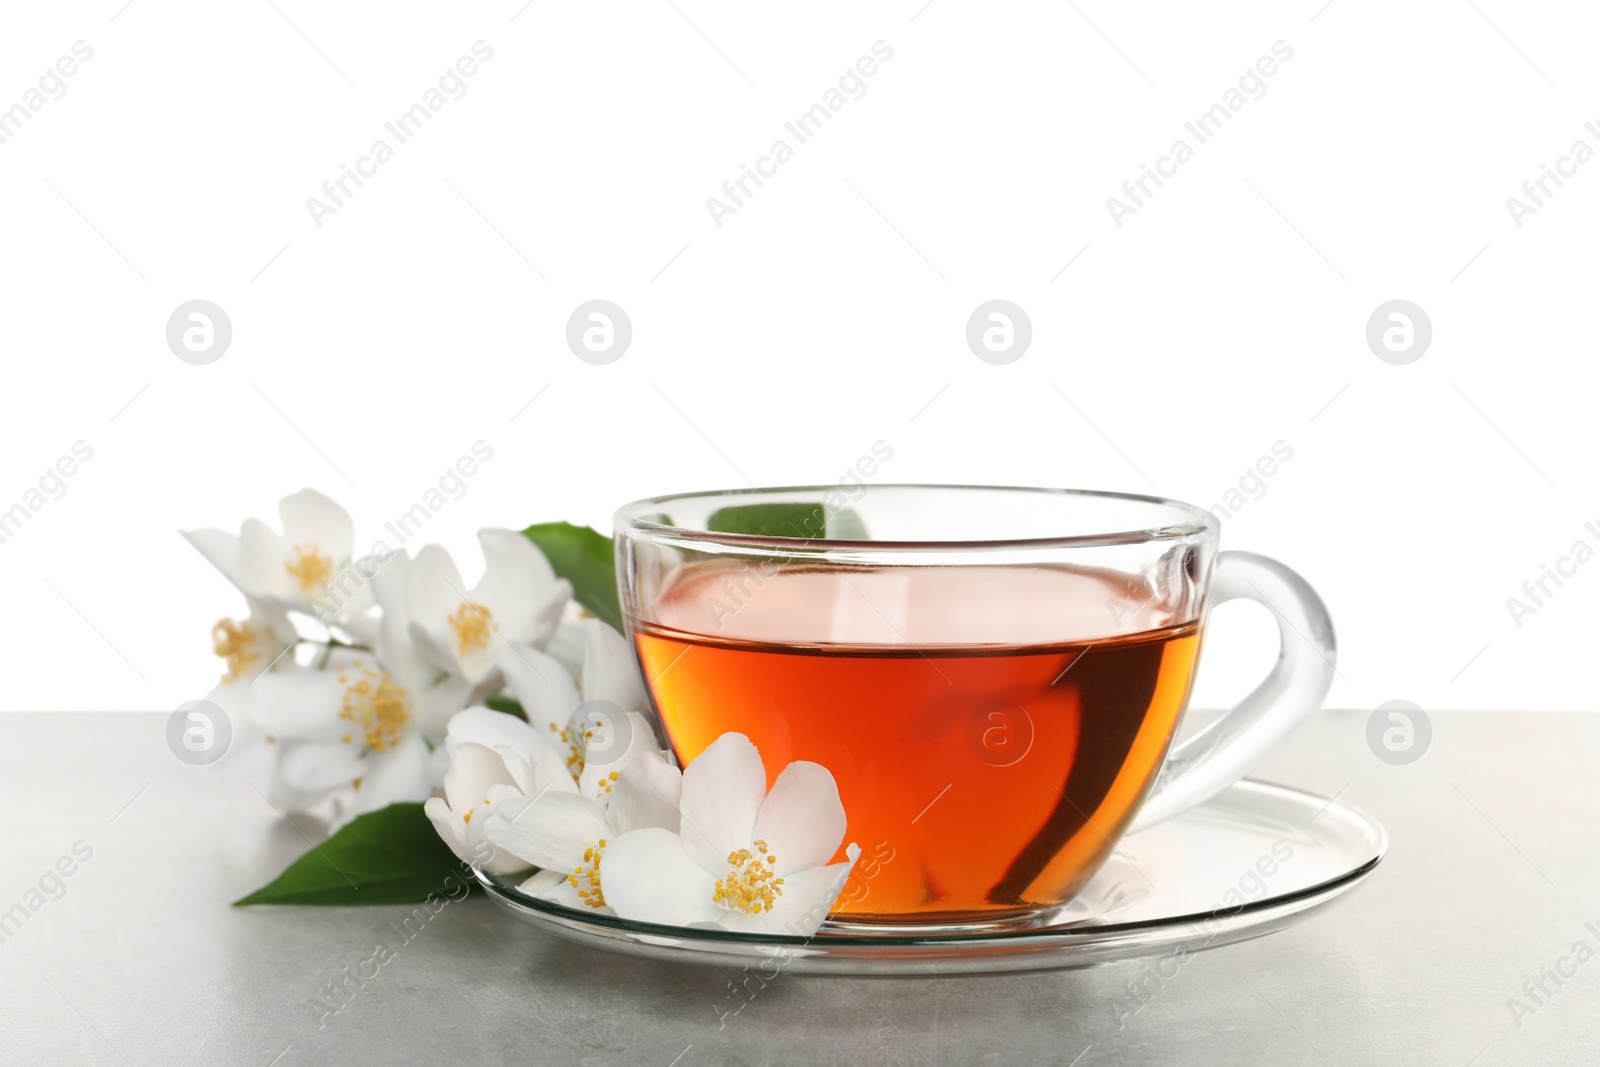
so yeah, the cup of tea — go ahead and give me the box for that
[615,485,1334,931]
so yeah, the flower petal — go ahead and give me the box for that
[199,679,266,759]
[527,738,580,794]
[249,671,349,743]
[405,544,468,635]
[608,751,682,835]
[202,676,260,733]
[370,549,411,616]
[545,620,586,680]
[278,489,355,563]
[245,597,300,648]
[574,710,663,798]
[757,844,861,937]
[534,581,573,640]
[332,606,380,646]
[338,733,432,825]
[181,527,243,590]
[601,827,724,927]
[374,560,445,693]
[580,619,649,712]
[278,739,366,791]
[713,911,772,934]
[406,619,459,677]
[444,706,543,757]
[442,742,516,814]
[497,746,537,794]
[407,673,473,743]
[678,733,767,874]
[498,645,580,735]
[265,743,337,813]
[426,742,450,788]
[523,869,607,913]
[753,761,848,875]
[519,868,567,896]
[484,792,609,870]
[471,529,563,643]
[486,783,523,805]
[476,788,537,876]
[457,643,503,687]
[424,796,474,865]
[237,518,291,603]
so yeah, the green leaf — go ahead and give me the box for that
[484,695,527,721]
[234,803,472,906]
[521,521,622,631]
[707,503,828,539]
[703,503,867,539]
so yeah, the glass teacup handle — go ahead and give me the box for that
[1128,550,1336,833]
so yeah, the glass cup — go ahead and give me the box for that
[615,485,1335,932]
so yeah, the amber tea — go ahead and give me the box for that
[634,563,1203,923]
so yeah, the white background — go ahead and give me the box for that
[1,1,1594,714]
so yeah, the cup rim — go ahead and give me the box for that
[614,483,1220,552]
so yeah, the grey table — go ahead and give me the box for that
[2,710,1594,1066]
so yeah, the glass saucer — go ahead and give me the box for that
[474,779,1385,976]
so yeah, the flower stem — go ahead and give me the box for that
[293,636,372,671]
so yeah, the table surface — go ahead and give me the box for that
[2,709,1595,1066]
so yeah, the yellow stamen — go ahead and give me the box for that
[336,665,410,753]
[545,727,582,780]
[447,602,494,656]
[713,840,784,914]
[568,838,607,908]
[211,618,259,683]
[285,543,333,592]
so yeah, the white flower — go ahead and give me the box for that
[177,598,300,771]
[182,488,376,632]
[370,550,495,741]
[483,748,683,912]
[185,599,299,768]
[249,653,429,826]
[600,734,860,936]
[422,707,573,877]
[427,697,675,887]
[424,743,539,875]
[207,599,298,690]
[497,618,657,798]
[439,705,551,762]
[404,529,571,686]
[247,604,473,827]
